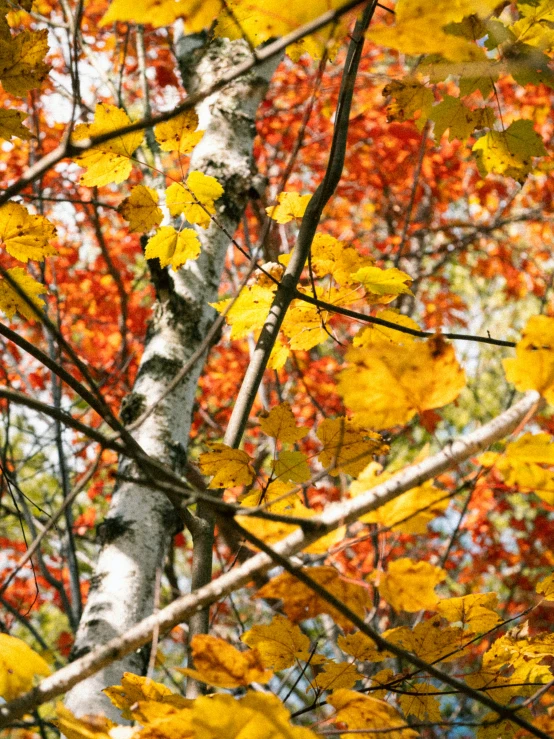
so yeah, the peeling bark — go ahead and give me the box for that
[65,37,279,718]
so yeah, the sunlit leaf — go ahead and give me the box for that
[399,683,442,722]
[503,315,554,401]
[119,185,163,233]
[317,417,387,476]
[0,202,56,262]
[242,615,312,670]
[328,689,418,739]
[339,334,466,428]
[198,442,254,488]
[166,171,223,228]
[0,29,50,96]
[0,633,51,700]
[191,691,318,739]
[154,109,204,154]
[211,284,275,339]
[0,267,46,320]
[367,0,498,61]
[309,660,360,692]
[144,226,201,269]
[351,265,413,303]
[178,634,271,688]
[436,593,501,632]
[338,631,393,663]
[473,119,546,182]
[259,402,309,443]
[72,103,144,187]
[273,450,311,483]
[430,96,495,142]
[372,558,445,612]
[537,573,554,601]
[265,192,311,224]
[256,566,372,630]
[0,108,32,140]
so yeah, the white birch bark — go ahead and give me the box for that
[65,37,279,718]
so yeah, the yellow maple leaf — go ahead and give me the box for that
[259,402,309,443]
[537,573,554,601]
[177,634,272,688]
[384,615,469,664]
[198,442,254,488]
[265,192,311,224]
[310,233,373,286]
[352,466,448,534]
[473,120,546,183]
[211,283,276,340]
[479,432,554,505]
[0,202,56,262]
[118,185,162,233]
[503,315,554,402]
[100,0,222,31]
[351,265,413,304]
[0,108,32,140]
[0,29,50,97]
[309,660,360,692]
[372,558,446,613]
[72,103,144,187]
[0,267,45,320]
[353,309,420,347]
[273,450,311,483]
[399,682,442,722]
[191,691,318,739]
[430,96,496,142]
[154,109,204,154]
[436,593,501,632]
[166,171,223,228]
[0,633,51,700]
[144,226,201,270]
[383,78,434,125]
[339,334,466,429]
[103,672,191,721]
[241,615,312,669]
[282,287,358,351]
[317,417,386,476]
[328,689,418,739]
[256,566,371,631]
[338,631,393,663]
[367,0,498,62]
[53,704,120,739]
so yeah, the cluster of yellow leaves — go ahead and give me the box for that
[100,0,351,61]
[73,105,218,270]
[339,333,466,429]
[213,221,413,364]
[351,464,448,534]
[368,0,498,62]
[479,431,554,505]
[178,634,271,688]
[0,202,57,319]
[57,675,318,739]
[0,633,51,701]
[257,566,372,630]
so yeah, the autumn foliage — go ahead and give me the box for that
[1,1,554,738]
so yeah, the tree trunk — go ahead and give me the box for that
[65,36,279,719]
